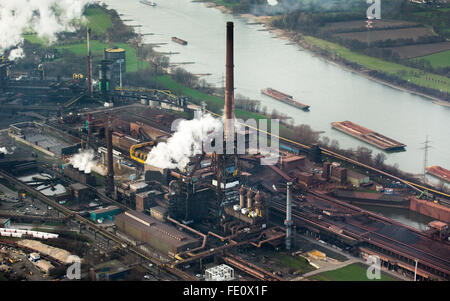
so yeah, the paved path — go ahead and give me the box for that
[291,234,411,281]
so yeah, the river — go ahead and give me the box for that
[103,0,448,229]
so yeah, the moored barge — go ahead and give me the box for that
[171,37,187,45]
[426,165,450,183]
[331,121,406,151]
[261,88,309,111]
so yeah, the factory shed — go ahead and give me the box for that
[281,155,305,172]
[69,183,92,202]
[150,205,167,222]
[347,170,370,187]
[93,260,131,281]
[0,218,11,228]
[115,210,199,256]
[35,260,54,275]
[90,206,121,222]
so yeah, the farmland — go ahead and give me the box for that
[321,19,421,33]
[303,36,450,94]
[269,1,450,100]
[412,50,450,68]
[335,27,434,43]
[386,42,450,59]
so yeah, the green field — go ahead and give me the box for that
[22,34,49,46]
[54,41,148,73]
[412,50,450,69]
[155,75,223,111]
[23,7,147,73]
[84,7,113,34]
[55,40,109,56]
[309,263,397,281]
[22,7,112,45]
[155,75,276,123]
[303,36,450,94]
[277,253,316,274]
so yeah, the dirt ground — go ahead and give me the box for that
[385,42,450,59]
[335,27,433,43]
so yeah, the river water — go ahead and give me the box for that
[103,0,448,229]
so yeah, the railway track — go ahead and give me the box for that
[270,193,450,278]
[204,109,450,200]
[0,169,196,280]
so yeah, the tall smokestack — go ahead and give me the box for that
[87,28,92,97]
[224,22,234,141]
[285,182,293,250]
[106,120,114,197]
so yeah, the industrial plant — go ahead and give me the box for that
[0,4,449,285]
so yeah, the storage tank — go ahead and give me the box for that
[239,187,245,208]
[246,190,254,210]
[104,47,126,89]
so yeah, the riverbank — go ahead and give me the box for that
[239,12,450,104]
[202,2,450,103]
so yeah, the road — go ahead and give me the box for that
[291,234,410,281]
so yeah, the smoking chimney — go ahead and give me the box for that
[224,22,234,141]
[87,28,92,97]
[106,120,114,198]
[285,182,293,250]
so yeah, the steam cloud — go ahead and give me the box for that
[70,149,96,173]
[0,0,94,60]
[251,0,370,16]
[0,147,14,154]
[146,113,223,171]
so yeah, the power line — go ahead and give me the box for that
[420,136,432,182]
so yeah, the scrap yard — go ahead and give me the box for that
[0,19,449,284]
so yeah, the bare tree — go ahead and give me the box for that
[374,152,387,168]
[355,146,373,164]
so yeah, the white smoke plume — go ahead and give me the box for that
[69,149,96,173]
[0,0,94,60]
[146,113,223,171]
[0,146,14,154]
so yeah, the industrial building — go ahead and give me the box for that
[90,206,121,222]
[0,17,449,283]
[63,164,96,186]
[69,183,92,202]
[104,47,126,90]
[115,210,200,257]
[92,260,131,281]
[347,170,371,188]
[0,218,10,228]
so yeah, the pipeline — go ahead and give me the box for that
[225,253,283,281]
[0,169,194,280]
[166,216,208,259]
[204,108,450,199]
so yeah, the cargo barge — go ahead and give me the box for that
[140,0,157,6]
[426,165,450,183]
[331,121,406,151]
[261,88,309,111]
[171,37,187,45]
